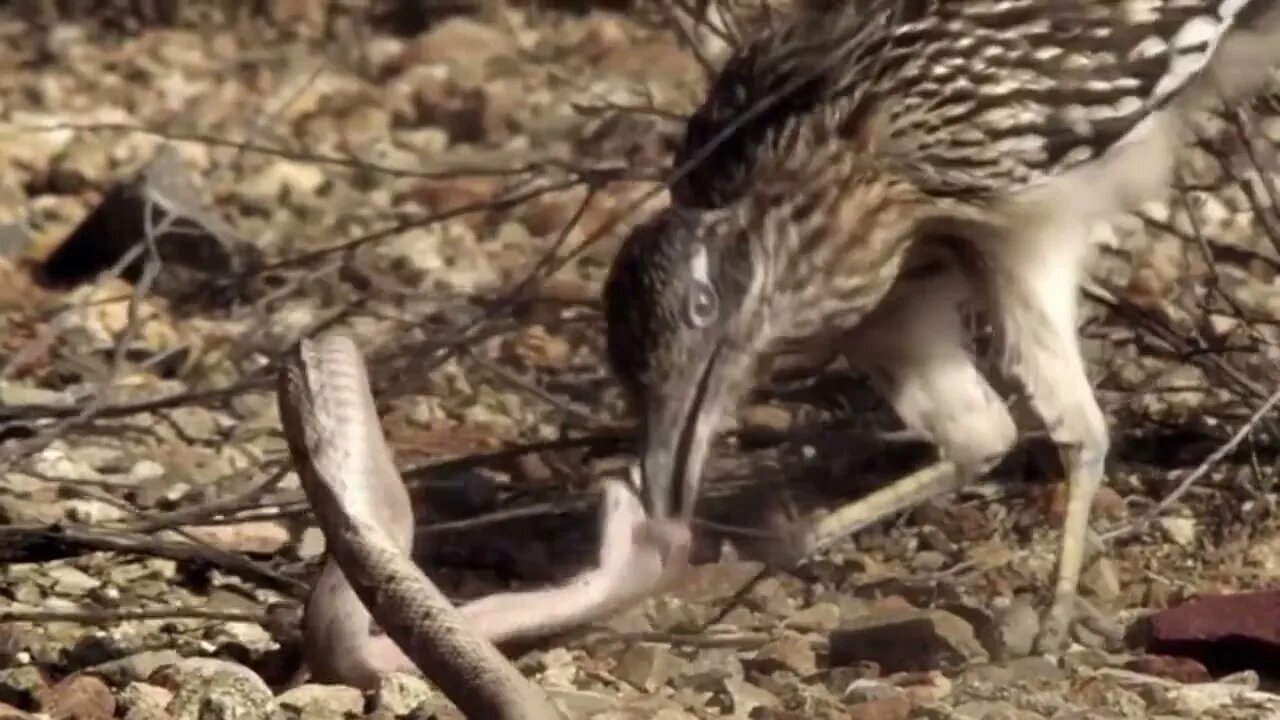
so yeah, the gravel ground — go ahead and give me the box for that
[1,4,1280,719]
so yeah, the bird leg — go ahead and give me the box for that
[763,263,1018,564]
[760,225,1110,654]
[795,460,964,557]
[982,224,1110,654]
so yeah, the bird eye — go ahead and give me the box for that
[684,281,719,328]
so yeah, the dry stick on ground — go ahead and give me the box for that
[0,522,305,595]
[0,607,268,625]
[278,333,695,716]
[1100,383,1280,544]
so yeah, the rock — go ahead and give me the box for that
[64,632,132,674]
[1123,654,1212,684]
[370,672,445,717]
[951,700,1030,719]
[1090,485,1128,522]
[890,670,951,704]
[993,597,1040,660]
[200,602,274,655]
[958,655,1066,687]
[398,176,499,216]
[377,222,498,293]
[784,602,842,632]
[399,70,518,145]
[275,683,363,718]
[41,674,114,720]
[571,13,631,60]
[1140,589,1280,675]
[149,658,273,720]
[506,325,573,372]
[595,33,703,90]
[829,607,988,672]
[1059,647,1119,675]
[297,528,326,561]
[667,561,768,606]
[1143,575,1178,610]
[1071,619,1112,651]
[747,577,798,618]
[117,682,173,720]
[128,460,168,485]
[1078,557,1122,603]
[47,135,114,193]
[543,688,617,718]
[238,160,327,207]
[674,648,743,692]
[405,17,509,86]
[37,146,252,300]
[516,188,588,239]
[718,677,779,715]
[820,663,881,698]
[489,221,538,281]
[260,0,328,31]
[0,496,62,525]
[0,111,78,176]
[0,664,49,710]
[1157,517,1197,548]
[166,406,225,443]
[26,443,104,486]
[746,633,817,677]
[613,643,678,691]
[911,550,948,573]
[838,678,899,703]
[63,498,127,525]
[511,452,554,486]
[917,525,957,555]
[528,647,581,691]
[844,694,912,720]
[0,625,37,668]
[44,566,101,596]
[1150,674,1280,716]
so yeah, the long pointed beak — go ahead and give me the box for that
[640,440,679,520]
[640,345,728,522]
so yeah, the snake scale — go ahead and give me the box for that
[277,333,692,718]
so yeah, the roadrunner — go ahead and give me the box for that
[603,0,1280,652]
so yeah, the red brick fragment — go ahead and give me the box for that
[1142,589,1280,676]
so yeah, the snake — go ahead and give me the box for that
[277,333,692,719]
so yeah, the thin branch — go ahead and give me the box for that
[1101,384,1280,543]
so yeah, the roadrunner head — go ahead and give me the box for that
[604,124,934,525]
[603,207,768,521]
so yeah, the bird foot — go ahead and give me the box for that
[1033,593,1123,656]
[1033,598,1075,655]
[752,461,965,568]
[722,496,813,570]
[633,516,695,577]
